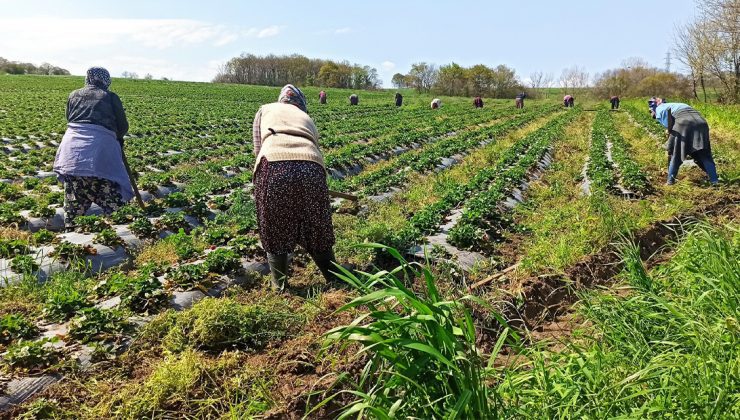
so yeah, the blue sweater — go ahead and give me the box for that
[655,103,691,128]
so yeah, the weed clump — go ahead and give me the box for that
[145,297,304,353]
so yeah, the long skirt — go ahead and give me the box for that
[254,158,335,255]
[64,175,125,226]
[666,108,710,161]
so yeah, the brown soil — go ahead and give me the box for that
[504,193,739,332]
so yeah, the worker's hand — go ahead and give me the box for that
[665,129,670,135]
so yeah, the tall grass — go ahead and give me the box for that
[318,223,738,418]
[316,244,513,419]
[500,222,739,418]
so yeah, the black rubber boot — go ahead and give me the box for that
[311,250,339,283]
[267,253,289,291]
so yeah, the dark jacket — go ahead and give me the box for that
[66,86,128,141]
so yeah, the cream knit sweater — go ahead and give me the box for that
[253,103,324,172]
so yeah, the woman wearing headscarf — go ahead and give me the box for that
[349,93,359,105]
[252,84,338,290]
[655,102,719,186]
[431,98,441,109]
[53,67,133,230]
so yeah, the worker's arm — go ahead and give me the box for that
[252,108,262,156]
[110,93,129,144]
[667,108,675,133]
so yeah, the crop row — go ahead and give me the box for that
[622,103,665,139]
[337,105,559,196]
[447,110,580,250]
[587,110,649,194]
[368,110,575,252]
[587,110,618,193]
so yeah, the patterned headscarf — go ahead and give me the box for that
[278,84,307,113]
[85,67,111,90]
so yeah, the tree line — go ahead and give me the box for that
[392,63,526,98]
[213,53,381,90]
[593,58,694,99]
[0,57,70,76]
[674,0,740,103]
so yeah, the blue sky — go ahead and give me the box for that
[0,0,699,86]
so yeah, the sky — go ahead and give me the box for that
[0,0,700,87]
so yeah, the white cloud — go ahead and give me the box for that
[257,25,282,38]
[334,27,352,34]
[0,18,281,52]
[381,61,396,71]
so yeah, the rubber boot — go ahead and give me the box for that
[267,253,289,291]
[311,250,339,283]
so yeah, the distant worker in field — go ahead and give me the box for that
[431,98,441,109]
[252,84,339,290]
[563,95,574,108]
[473,96,484,108]
[654,101,719,186]
[349,93,359,105]
[53,67,133,230]
[515,92,526,109]
[395,92,403,107]
[610,95,620,110]
[319,90,327,104]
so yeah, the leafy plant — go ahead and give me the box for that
[32,229,56,245]
[130,217,157,237]
[228,234,261,257]
[94,228,124,248]
[68,307,129,343]
[10,254,39,273]
[201,226,232,246]
[42,277,92,322]
[2,338,62,372]
[74,215,110,233]
[51,241,92,262]
[109,204,145,224]
[165,229,202,260]
[164,192,189,208]
[203,248,241,274]
[121,274,168,314]
[0,203,23,224]
[166,264,210,290]
[0,313,39,345]
[0,238,30,258]
[157,212,190,232]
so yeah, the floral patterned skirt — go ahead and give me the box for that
[254,158,335,255]
[64,175,125,226]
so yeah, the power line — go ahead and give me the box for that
[665,52,672,72]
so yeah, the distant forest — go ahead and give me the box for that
[213,53,381,90]
[0,57,70,76]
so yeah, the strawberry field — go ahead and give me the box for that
[0,75,738,418]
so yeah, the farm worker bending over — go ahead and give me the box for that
[655,102,719,186]
[53,67,133,230]
[349,93,359,105]
[395,92,403,107]
[319,90,327,104]
[610,95,620,110]
[431,98,441,109]
[515,92,526,109]
[563,95,575,108]
[648,97,661,118]
[473,96,484,108]
[252,84,339,290]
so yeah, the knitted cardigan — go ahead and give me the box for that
[252,103,324,172]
